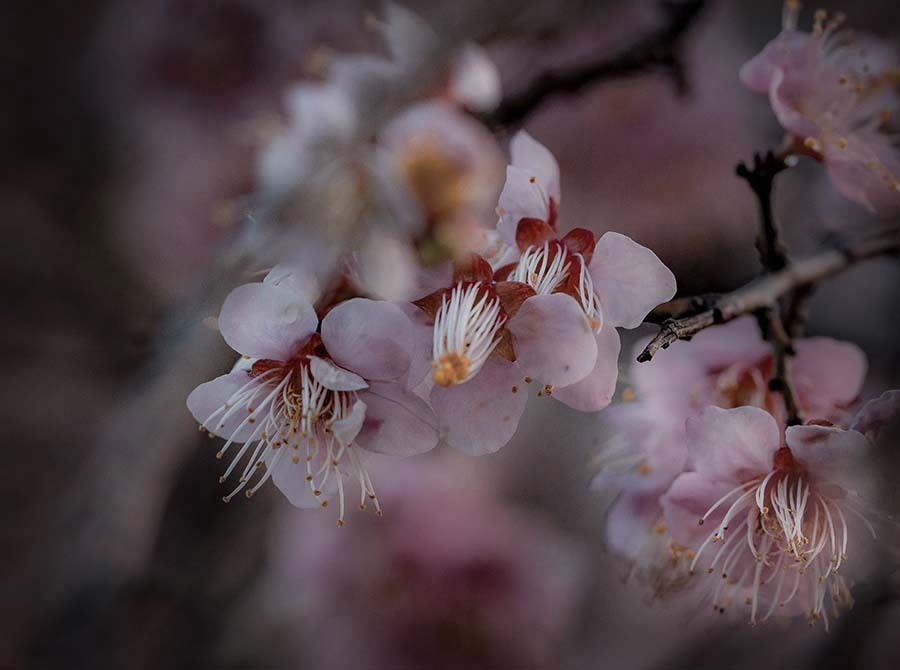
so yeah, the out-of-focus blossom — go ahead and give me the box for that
[661,405,886,629]
[378,101,505,263]
[187,265,438,523]
[597,317,867,599]
[446,44,503,112]
[740,1,900,215]
[632,316,867,427]
[267,452,584,670]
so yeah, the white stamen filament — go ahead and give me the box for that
[508,243,603,332]
[199,361,379,525]
[431,282,505,387]
[688,465,865,630]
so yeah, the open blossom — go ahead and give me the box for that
[266,453,584,670]
[495,132,676,412]
[596,317,866,597]
[410,132,675,454]
[740,1,900,215]
[186,265,438,524]
[660,405,886,628]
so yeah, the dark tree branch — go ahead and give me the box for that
[644,292,722,324]
[755,307,801,425]
[735,150,802,420]
[480,0,706,129]
[637,228,900,363]
[736,151,790,273]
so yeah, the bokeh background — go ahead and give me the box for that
[3,0,900,668]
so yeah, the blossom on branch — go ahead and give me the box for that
[411,132,676,454]
[740,1,900,215]
[187,265,438,524]
[661,405,883,629]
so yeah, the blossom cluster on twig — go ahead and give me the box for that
[184,1,900,631]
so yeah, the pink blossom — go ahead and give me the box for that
[186,265,438,524]
[632,316,867,427]
[410,133,675,453]
[597,318,867,597]
[740,2,900,215]
[660,405,882,628]
[378,100,504,252]
[266,452,584,670]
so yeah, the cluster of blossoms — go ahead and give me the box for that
[184,1,900,635]
[597,317,898,628]
[188,5,676,525]
[741,0,900,215]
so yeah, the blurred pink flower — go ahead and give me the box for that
[740,2,900,215]
[597,317,867,599]
[660,405,882,628]
[267,453,584,670]
[186,265,437,523]
[632,316,868,427]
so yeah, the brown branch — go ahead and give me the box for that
[637,228,900,363]
[736,151,790,272]
[755,307,801,425]
[480,0,706,129]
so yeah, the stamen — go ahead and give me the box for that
[431,282,505,387]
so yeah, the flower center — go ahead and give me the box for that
[433,351,471,387]
[686,458,872,628]
[401,139,470,221]
[198,359,380,525]
[508,242,603,332]
[431,282,505,387]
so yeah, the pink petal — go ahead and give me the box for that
[630,337,710,420]
[851,389,900,440]
[661,472,733,547]
[685,406,780,484]
[738,31,813,93]
[218,282,318,360]
[508,293,597,388]
[687,316,770,370]
[186,371,259,442]
[596,402,688,496]
[768,67,821,139]
[792,337,867,418]
[268,443,332,509]
[332,399,367,446]
[824,130,900,217]
[449,44,502,112]
[397,301,435,389]
[264,263,322,305]
[308,356,368,391]
[430,356,527,455]
[552,327,621,412]
[605,493,663,561]
[785,425,870,494]
[589,232,677,329]
[510,130,561,204]
[356,381,438,456]
[497,165,551,246]
[321,298,412,381]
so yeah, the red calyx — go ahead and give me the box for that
[249,333,325,377]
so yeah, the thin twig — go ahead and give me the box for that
[736,151,790,272]
[644,292,722,324]
[480,0,706,129]
[637,228,900,363]
[755,307,801,425]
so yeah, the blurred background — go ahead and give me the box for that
[3,0,900,668]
